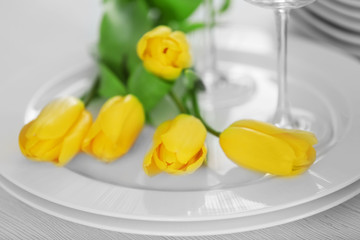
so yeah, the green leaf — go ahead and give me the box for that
[219,0,231,14]
[128,64,173,112]
[98,0,152,76]
[148,96,179,126]
[146,0,202,23]
[98,64,127,98]
[172,21,206,33]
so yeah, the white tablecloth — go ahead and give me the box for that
[1,0,360,239]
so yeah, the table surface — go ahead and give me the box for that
[1,0,360,239]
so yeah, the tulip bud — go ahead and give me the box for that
[144,114,207,176]
[19,97,92,166]
[220,120,317,176]
[137,26,192,80]
[82,95,145,162]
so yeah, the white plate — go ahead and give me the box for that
[317,0,360,21]
[1,38,360,222]
[335,0,360,9]
[1,174,360,236]
[295,9,360,46]
[309,2,360,33]
[291,11,360,58]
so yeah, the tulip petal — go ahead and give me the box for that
[287,130,318,146]
[137,36,148,60]
[81,95,144,162]
[143,146,162,176]
[170,31,190,51]
[26,97,84,139]
[230,120,285,135]
[81,118,102,153]
[19,120,63,161]
[153,144,167,171]
[137,26,172,60]
[170,32,191,68]
[159,144,178,165]
[175,51,192,69]
[161,114,206,164]
[277,133,309,158]
[57,110,92,166]
[220,127,296,176]
[143,58,182,80]
[42,145,62,162]
[115,96,145,149]
[184,146,207,173]
[232,120,318,146]
[90,131,108,160]
[19,120,35,156]
[28,139,62,161]
[145,25,172,38]
[147,38,180,67]
[276,133,316,172]
[100,96,130,144]
[153,120,172,145]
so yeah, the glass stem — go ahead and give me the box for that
[203,0,222,88]
[273,8,293,128]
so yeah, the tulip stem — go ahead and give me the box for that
[169,90,187,114]
[82,76,100,107]
[190,90,221,137]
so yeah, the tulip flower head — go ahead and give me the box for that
[82,95,145,162]
[144,114,207,176]
[220,120,317,176]
[19,97,92,166]
[137,26,192,80]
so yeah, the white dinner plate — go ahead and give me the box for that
[309,2,360,33]
[317,0,360,21]
[295,9,360,46]
[1,174,360,236]
[1,37,360,222]
[335,0,360,9]
[291,11,360,58]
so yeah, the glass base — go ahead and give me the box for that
[272,108,337,158]
[198,67,256,110]
[200,63,347,163]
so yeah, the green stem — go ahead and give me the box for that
[169,90,187,114]
[82,76,100,107]
[190,90,221,137]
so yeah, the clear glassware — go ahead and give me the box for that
[243,0,316,128]
[199,0,255,109]
[240,0,337,156]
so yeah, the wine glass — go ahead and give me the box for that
[198,0,255,109]
[241,0,338,156]
[243,0,316,128]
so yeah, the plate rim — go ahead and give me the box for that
[1,174,360,236]
[295,9,360,46]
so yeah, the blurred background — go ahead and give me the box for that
[1,0,357,88]
[1,0,358,123]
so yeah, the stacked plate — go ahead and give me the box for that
[2,37,360,236]
[291,0,360,59]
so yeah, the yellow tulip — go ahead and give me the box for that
[219,120,318,176]
[82,95,145,162]
[137,25,192,80]
[19,97,92,166]
[144,114,207,176]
